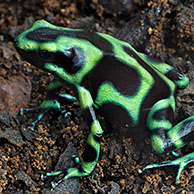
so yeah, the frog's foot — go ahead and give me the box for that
[138,152,194,184]
[41,155,81,188]
[41,166,90,189]
[41,170,64,188]
[20,107,50,130]
[20,98,71,130]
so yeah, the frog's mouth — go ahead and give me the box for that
[14,40,46,70]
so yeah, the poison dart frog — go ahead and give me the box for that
[14,20,194,188]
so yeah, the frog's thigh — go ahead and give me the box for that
[147,98,174,154]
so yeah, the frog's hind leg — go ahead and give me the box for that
[41,86,103,188]
[141,98,194,183]
[147,98,175,154]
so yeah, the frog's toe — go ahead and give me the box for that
[51,179,64,189]
[170,151,179,157]
[71,155,80,166]
[51,181,59,189]
[20,108,36,115]
[41,173,47,181]
[61,110,71,118]
[27,123,36,131]
[138,160,173,174]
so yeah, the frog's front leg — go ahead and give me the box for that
[139,98,194,183]
[139,53,189,89]
[42,86,103,188]
[22,79,76,130]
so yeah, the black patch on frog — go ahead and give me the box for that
[82,144,97,162]
[26,28,65,42]
[94,134,102,142]
[78,166,85,173]
[152,107,174,121]
[165,69,185,81]
[97,102,134,128]
[83,106,97,127]
[82,55,141,98]
[26,28,113,53]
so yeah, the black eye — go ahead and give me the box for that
[39,50,54,61]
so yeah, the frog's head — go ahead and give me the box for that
[15,20,100,84]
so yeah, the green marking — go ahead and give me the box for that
[91,120,103,135]
[169,95,176,112]
[153,98,171,109]
[81,159,98,174]
[87,121,102,149]
[151,135,165,154]
[47,81,63,90]
[148,119,172,131]
[85,134,100,162]
[63,167,89,180]
[95,80,152,125]
[39,99,60,109]
[78,86,93,109]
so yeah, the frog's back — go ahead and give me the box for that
[81,52,172,131]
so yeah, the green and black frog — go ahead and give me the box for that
[14,20,194,188]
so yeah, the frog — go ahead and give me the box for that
[14,20,194,188]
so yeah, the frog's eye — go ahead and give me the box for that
[56,48,85,74]
[39,50,55,62]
